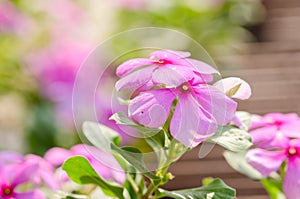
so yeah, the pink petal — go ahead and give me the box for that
[250,114,271,129]
[185,58,219,74]
[250,126,290,149]
[129,89,177,128]
[149,50,190,63]
[116,58,153,77]
[14,190,45,199]
[214,77,251,100]
[246,148,286,176]
[283,158,300,199]
[280,120,300,138]
[192,72,214,84]
[266,112,298,122]
[170,94,218,148]
[0,151,23,165]
[194,85,237,125]
[115,66,156,91]
[12,163,39,186]
[152,64,194,87]
[44,147,73,166]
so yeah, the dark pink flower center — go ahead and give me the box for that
[177,82,192,93]
[273,120,283,127]
[287,147,299,157]
[1,185,13,196]
[152,58,172,65]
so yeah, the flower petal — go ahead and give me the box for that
[246,148,286,176]
[115,66,156,91]
[129,89,177,128]
[152,64,194,87]
[12,163,39,186]
[0,151,23,165]
[170,94,218,148]
[44,147,73,166]
[214,77,251,100]
[149,50,190,62]
[194,85,237,125]
[250,126,289,149]
[116,58,153,77]
[14,190,46,199]
[280,120,300,138]
[185,58,219,74]
[283,158,300,199]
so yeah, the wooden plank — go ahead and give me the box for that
[217,51,300,70]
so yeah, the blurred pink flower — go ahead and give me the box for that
[115,49,219,91]
[247,138,300,199]
[0,151,59,191]
[250,113,300,148]
[129,78,238,148]
[0,0,19,32]
[0,163,45,199]
[45,144,126,184]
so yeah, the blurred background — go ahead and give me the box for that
[0,0,298,198]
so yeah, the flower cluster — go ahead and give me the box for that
[246,113,300,199]
[115,49,251,147]
[0,144,124,198]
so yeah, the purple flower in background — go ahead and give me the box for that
[247,138,300,199]
[45,144,126,184]
[250,113,300,148]
[0,164,45,199]
[116,49,219,91]
[129,78,239,148]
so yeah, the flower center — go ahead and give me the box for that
[287,147,299,157]
[182,85,189,91]
[1,186,12,196]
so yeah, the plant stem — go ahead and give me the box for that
[142,139,187,198]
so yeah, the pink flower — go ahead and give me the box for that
[250,113,300,148]
[24,154,60,190]
[247,138,300,199]
[0,164,45,199]
[129,78,238,147]
[115,49,219,91]
[0,151,59,191]
[45,144,125,184]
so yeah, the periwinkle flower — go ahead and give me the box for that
[0,151,59,191]
[115,49,219,91]
[116,50,251,148]
[45,144,126,184]
[250,113,300,148]
[247,138,300,199]
[129,78,239,147]
[0,164,45,199]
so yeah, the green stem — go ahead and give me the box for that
[142,139,187,198]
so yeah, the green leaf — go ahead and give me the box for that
[210,126,252,152]
[82,121,121,151]
[261,178,286,199]
[110,112,161,135]
[111,144,160,181]
[157,178,236,199]
[62,156,124,199]
[223,151,264,180]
